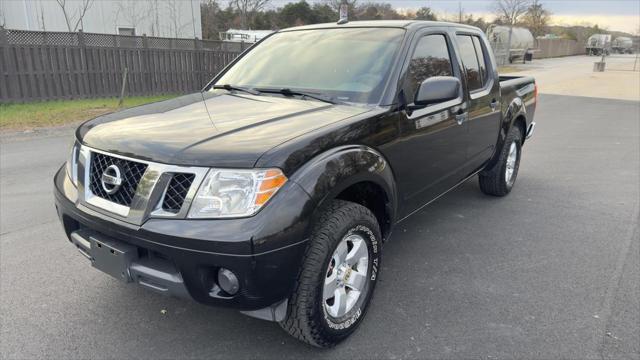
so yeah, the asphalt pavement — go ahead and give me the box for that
[1,93,639,359]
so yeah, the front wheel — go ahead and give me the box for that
[280,200,381,347]
[479,126,523,196]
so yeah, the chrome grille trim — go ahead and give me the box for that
[75,145,209,225]
[89,152,148,206]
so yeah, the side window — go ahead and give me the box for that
[404,34,453,103]
[471,36,488,86]
[456,35,482,91]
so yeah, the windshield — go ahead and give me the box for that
[214,28,406,104]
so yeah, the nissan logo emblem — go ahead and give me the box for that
[101,164,123,194]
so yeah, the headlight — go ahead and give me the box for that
[188,168,287,218]
[65,141,79,186]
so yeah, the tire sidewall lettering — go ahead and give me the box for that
[322,223,380,331]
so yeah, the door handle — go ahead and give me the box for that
[455,112,468,125]
[490,99,499,111]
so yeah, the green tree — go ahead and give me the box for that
[462,14,489,31]
[414,7,437,21]
[355,3,405,20]
[311,3,338,23]
[279,1,315,26]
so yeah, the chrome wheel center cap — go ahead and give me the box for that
[335,263,352,287]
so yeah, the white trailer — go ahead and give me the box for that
[612,37,634,54]
[219,29,274,43]
[586,34,612,56]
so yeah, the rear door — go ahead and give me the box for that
[389,30,468,215]
[454,33,501,170]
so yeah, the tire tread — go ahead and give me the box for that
[280,200,379,347]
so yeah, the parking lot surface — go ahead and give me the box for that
[1,58,639,358]
[510,54,640,101]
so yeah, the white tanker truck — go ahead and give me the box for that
[486,25,535,63]
[586,34,611,56]
[611,37,634,54]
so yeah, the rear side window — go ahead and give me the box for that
[471,36,488,86]
[404,34,454,102]
[456,35,483,91]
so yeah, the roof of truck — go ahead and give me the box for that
[282,20,481,32]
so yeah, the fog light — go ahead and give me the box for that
[217,268,239,295]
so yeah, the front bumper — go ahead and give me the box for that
[54,166,312,311]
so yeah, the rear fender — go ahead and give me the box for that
[484,96,527,172]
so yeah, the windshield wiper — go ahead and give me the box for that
[212,84,261,96]
[256,88,337,105]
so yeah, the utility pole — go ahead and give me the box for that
[458,2,463,23]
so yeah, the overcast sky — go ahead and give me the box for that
[258,0,640,33]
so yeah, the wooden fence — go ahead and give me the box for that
[533,38,585,59]
[0,28,246,103]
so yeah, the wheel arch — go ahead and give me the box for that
[484,96,528,172]
[289,145,398,241]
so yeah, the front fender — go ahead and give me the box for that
[289,145,398,230]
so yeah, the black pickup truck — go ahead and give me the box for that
[54,20,536,347]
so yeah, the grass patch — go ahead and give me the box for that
[0,95,178,130]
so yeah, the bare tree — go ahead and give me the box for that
[114,0,148,34]
[522,0,550,37]
[231,0,271,29]
[493,0,530,26]
[55,0,95,32]
[147,0,162,36]
[0,0,7,28]
[166,0,189,37]
[37,1,47,31]
[492,0,530,62]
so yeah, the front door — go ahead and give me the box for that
[387,31,469,217]
[454,33,502,170]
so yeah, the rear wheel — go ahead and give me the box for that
[280,200,381,347]
[479,125,523,196]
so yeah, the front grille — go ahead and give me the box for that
[162,173,195,213]
[89,152,148,206]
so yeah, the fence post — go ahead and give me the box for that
[0,26,7,46]
[77,29,89,99]
[118,66,128,107]
[0,27,10,102]
[1,26,21,103]
[142,34,150,94]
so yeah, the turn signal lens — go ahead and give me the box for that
[256,170,287,206]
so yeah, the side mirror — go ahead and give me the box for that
[413,76,461,107]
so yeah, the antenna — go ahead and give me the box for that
[337,2,348,24]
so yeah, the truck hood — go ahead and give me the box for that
[78,92,371,167]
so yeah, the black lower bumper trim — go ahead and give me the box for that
[71,229,190,299]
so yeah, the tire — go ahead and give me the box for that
[479,125,523,196]
[280,200,382,347]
